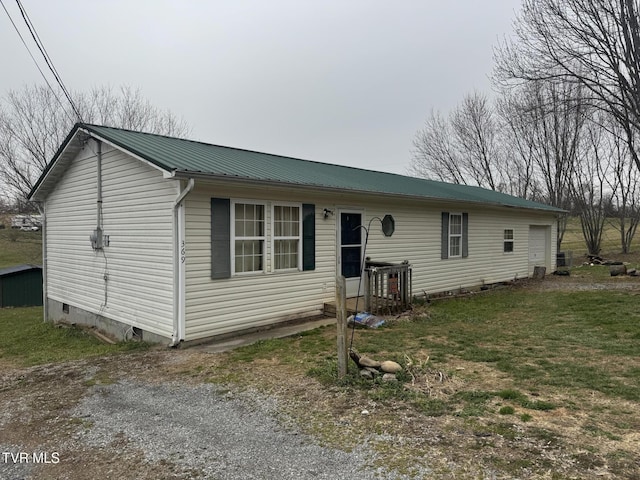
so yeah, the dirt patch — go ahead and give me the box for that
[515,275,640,292]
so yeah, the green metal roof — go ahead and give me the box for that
[0,264,42,277]
[30,123,563,213]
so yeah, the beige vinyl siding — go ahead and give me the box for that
[336,198,557,296]
[184,181,558,341]
[184,184,335,340]
[46,140,177,338]
[364,200,556,293]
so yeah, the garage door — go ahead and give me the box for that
[529,226,548,274]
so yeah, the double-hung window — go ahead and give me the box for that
[504,229,514,253]
[449,213,463,258]
[273,204,301,270]
[233,202,265,273]
[211,198,315,279]
[441,211,468,259]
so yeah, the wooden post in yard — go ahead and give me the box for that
[336,275,348,378]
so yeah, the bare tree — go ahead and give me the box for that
[79,86,190,136]
[450,92,505,191]
[0,192,11,214]
[533,80,584,211]
[604,119,640,253]
[409,110,466,184]
[409,92,506,191]
[496,90,541,199]
[571,117,610,254]
[496,79,587,249]
[0,86,69,198]
[494,0,640,171]
[0,84,191,200]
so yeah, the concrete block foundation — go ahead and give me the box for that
[46,297,170,344]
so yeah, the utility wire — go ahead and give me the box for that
[14,0,84,122]
[0,0,75,124]
[15,0,67,91]
[0,0,82,123]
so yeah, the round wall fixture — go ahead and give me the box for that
[382,214,395,236]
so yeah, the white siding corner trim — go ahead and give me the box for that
[172,178,195,345]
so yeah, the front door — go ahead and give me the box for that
[338,210,363,297]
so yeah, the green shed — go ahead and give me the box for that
[0,265,43,307]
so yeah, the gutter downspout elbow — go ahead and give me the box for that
[170,178,195,347]
[174,177,195,207]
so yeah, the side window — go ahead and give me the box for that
[273,204,301,270]
[449,213,463,258]
[441,211,468,259]
[233,202,265,274]
[504,229,514,253]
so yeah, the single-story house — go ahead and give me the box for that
[0,264,43,307]
[28,123,562,345]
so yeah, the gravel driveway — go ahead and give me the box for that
[0,362,409,480]
[71,380,386,480]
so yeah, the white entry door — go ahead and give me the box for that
[338,210,364,297]
[528,226,548,274]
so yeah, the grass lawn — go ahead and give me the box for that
[0,306,149,367]
[562,215,640,261]
[231,287,640,405]
[0,227,42,268]
[218,285,640,478]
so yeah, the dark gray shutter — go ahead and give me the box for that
[462,212,469,258]
[211,198,231,279]
[302,204,315,271]
[441,212,449,259]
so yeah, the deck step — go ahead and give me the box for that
[323,299,361,316]
[323,302,335,316]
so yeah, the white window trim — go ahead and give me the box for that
[504,229,514,254]
[448,213,463,258]
[271,202,303,272]
[231,199,267,275]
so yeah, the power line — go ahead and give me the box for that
[0,0,83,124]
[15,0,67,91]
[13,0,84,122]
[0,0,75,124]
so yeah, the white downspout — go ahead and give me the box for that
[96,141,103,231]
[169,178,195,347]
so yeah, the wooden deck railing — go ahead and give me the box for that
[363,260,412,314]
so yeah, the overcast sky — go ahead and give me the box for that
[1,0,521,175]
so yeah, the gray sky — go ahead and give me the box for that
[1,0,521,175]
